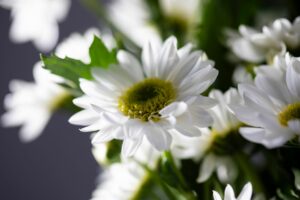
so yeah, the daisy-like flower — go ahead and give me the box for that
[0,0,71,51]
[108,0,161,47]
[2,28,108,142]
[213,182,253,200]
[1,62,68,142]
[69,36,218,157]
[159,0,200,31]
[231,53,300,148]
[171,88,241,183]
[91,139,160,200]
[226,17,300,63]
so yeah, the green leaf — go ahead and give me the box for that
[89,35,117,68]
[41,54,91,89]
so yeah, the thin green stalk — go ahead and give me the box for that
[234,152,264,194]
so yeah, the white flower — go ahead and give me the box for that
[91,139,160,200]
[213,182,253,200]
[1,28,107,142]
[108,0,161,47]
[171,88,241,183]
[55,28,116,63]
[159,0,200,28]
[1,62,67,142]
[227,17,300,63]
[69,36,218,157]
[231,53,300,148]
[0,0,71,51]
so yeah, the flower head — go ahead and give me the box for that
[227,17,300,63]
[231,53,300,148]
[91,139,159,200]
[213,182,253,200]
[69,36,218,157]
[1,63,67,142]
[0,0,71,51]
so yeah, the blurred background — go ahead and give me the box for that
[0,1,102,199]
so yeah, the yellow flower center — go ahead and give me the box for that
[118,78,176,121]
[278,102,300,126]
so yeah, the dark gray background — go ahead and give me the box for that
[0,1,102,199]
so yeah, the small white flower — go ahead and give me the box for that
[91,139,160,200]
[227,17,300,63]
[69,36,218,157]
[172,88,241,183]
[0,0,71,51]
[1,62,67,142]
[213,182,253,200]
[231,53,300,148]
[108,0,161,47]
[159,0,200,28]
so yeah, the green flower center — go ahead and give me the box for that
[278,102,300,126]
[118,78,176,121]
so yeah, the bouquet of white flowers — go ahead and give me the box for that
[2,0,300,199]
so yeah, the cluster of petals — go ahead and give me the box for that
[231,53,300,148]
[227,17,300,63]
[0,0,71,51]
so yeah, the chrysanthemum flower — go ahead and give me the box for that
[227,17,300,63]
[91,139,160,200]
[108,0,161,47]
[1,63,67,142]
[0,0,71,51]
[213,182,253,200]
[231,53,300,148]
[69,36,218,157]
[172,88,241,183]
[1,28,107,142]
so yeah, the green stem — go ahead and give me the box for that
[234,152,264,194]
[162,151,190,190]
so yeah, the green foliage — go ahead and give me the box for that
[89,36,117,68]
[41,36,117,93]
[41,55,91,90]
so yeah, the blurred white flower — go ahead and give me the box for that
[108,0,161,47]
[91,139,160,200]
[159,0,200,28]
[0,0,71,51]
[213,182,253,200]
[231,53,300,148]
[172,88,241,183]
[1,28,107,142]
[69,36,218,157]
[227,17,300,63]
[1,62,67,142]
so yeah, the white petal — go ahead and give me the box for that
[286,59,300,97]
[237,182,252,200]
[197,154,217,183]
[117,50,144,82]
[69,110,98,126]
[92,131,114,143]
[143,122,172,151]
[121,137,143,157]
[213,191,223,200]
[159,102,188,117]
[288,120,300,134]
[224,185,236,200]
